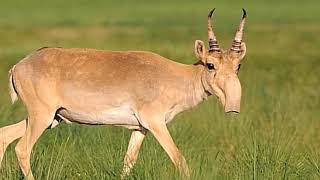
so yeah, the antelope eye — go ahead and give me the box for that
[237,64,241,71]
[206,63,215,70]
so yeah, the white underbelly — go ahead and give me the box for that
[57,106,140,127]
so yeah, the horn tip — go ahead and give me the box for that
[208,8,215,17]
[242,8,247,18]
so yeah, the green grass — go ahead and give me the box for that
[0,0,319,179]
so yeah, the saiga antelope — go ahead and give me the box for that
[0,9,247,179]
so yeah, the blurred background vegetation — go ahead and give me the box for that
[0,0,319,179]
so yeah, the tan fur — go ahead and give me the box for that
[0,10,247,179]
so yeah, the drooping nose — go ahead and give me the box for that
[224,77,241,113]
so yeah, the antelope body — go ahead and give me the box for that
[0,9,247,179]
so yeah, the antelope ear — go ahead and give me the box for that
[238,42,246,60]
[195,40,206,62]
[231,42,246,61]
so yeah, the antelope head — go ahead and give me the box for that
[195,9,247,113]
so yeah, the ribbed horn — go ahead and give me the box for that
[208,9,220,52]
[231,8,247,52]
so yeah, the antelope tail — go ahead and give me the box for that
[8,67,18,104]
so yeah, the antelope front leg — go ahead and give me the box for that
[149,121,190,177]
[121,129,147,179]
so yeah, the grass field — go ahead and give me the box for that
[0,0,319,179]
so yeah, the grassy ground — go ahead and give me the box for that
[0,0,319,179]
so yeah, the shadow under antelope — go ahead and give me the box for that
[0,9,247,179]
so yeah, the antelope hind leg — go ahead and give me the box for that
[0,119,26,167]
[15,109,54,180]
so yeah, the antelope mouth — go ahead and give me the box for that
[225,110,240,114]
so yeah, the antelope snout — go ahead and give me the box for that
[224,77,241,114]
[224,104,240,114]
